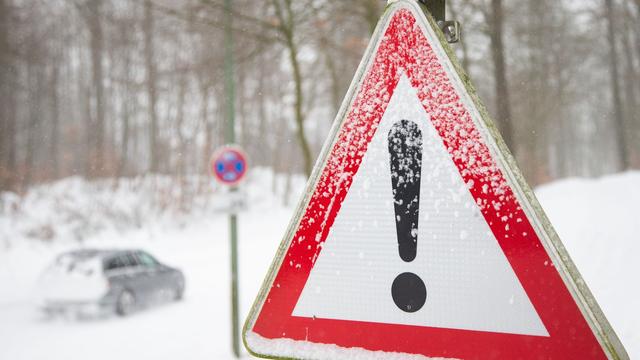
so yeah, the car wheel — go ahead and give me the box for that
[174,283,184,301]
[116,290,135,316]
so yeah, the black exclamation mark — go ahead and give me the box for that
[388,119,427,313]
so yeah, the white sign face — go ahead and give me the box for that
[217,190,247,214]
[292,75,547,337]
[243,1,627,359]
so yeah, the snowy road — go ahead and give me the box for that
[0,172,638,359]
[0,203,292,359]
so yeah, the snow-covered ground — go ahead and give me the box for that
[535,172,640,357]
[0,170,637,359]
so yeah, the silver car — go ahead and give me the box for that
[38,249,185,317]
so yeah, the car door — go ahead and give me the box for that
[104,254,139,295]
[134,251,167,300]
[122,252,157,304]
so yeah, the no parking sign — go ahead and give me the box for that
[211,145,248,186]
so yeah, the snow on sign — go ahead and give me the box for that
[243,1,627,359]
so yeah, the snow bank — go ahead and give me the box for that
[536,171,640,357]
[0,168,304,247]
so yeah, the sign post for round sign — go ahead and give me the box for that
[211,145,248,359]
[221,0,242,357]
[242,0,628,359]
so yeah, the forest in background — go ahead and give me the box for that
[0,0,639,198]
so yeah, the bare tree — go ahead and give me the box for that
[605,0,629,170]
[144,0,159,174]
[2,0,639,196]
[86,0,106,177]
[0,0,15,190]
[271,0,313,176]
[48,57,61,179]
[622,0,640,167]
[635,1,640,66]
[447,1,471,74]
[115,13,135,178]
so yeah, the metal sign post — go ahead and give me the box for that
[210,145,248,358]
[223,0,240,357]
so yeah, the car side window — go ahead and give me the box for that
[104,256,125,271]
[124,253,140,267]
[137,252,159,267]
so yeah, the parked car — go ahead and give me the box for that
[38,249,185,317]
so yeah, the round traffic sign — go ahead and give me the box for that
[210,145,248,186]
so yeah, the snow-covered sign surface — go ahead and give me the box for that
[243,1,627,359]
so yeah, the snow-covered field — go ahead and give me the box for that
[0,170,637,359]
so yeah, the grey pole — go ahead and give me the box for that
[224,0,240,357]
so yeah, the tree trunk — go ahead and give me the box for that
[604,0,629,170]
[88,0,105,177]
[200,81,211,174]
[448,2,471,75]
[3,85,16,192]
[144,0,159,173]
[288,35,313,177]
[489,0,515,154]
[0,0,13,191]
[320,36,342,117]
[360,0,381,34]
[117,35,132,178]
[25,59,42,188]
[635,1,640,73]
[621,7,639,167]
[49,63,60,179]
[257,51,269,166]
[272,0,313,177]
[79,50,92,177]
[176,71,187,211]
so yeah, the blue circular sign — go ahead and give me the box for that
[211,146,248,186]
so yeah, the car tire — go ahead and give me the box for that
[116,290,135,316]
[174,283,184,301]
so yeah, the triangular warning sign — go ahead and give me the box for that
[243,1,627,359]
[292,75,548,338]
